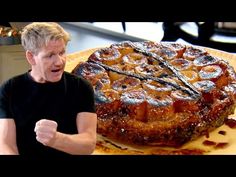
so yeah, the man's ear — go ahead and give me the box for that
[26,50,36,65]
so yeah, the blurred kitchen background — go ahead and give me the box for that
[1,22,236,84]
[62,22,236,54]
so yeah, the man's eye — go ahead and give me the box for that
[59,51,65,56]
[45,54,54,58]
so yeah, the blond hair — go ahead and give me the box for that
[21,22,70,54]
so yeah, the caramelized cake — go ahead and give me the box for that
[72,41,236,147]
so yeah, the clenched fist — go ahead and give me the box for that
[34,119,58,146]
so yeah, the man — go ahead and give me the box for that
[0,22,97,155]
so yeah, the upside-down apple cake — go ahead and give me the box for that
[72,41,236,147]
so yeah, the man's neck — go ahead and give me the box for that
[29,70,46,83]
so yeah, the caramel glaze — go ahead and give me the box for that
[203,140,229,149]
[225,118,236,128]
[96,139,206,155]
[130,42,201,97]
[218,130,226,135]
[90,61,198,98]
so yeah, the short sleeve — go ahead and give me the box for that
[77,77,96,113]
[0,80,12,118]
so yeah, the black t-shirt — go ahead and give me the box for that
[0,71,96,156]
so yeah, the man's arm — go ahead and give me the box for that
[0,119,19,155]
[35,112,97,155]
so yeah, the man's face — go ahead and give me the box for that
[32,39,66,83]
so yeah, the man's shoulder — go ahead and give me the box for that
[0,73,28,96]
[1,73,28,88]
[64,71,86,82]
[63,71,92,88]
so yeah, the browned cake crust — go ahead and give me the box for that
[72,41,236,147]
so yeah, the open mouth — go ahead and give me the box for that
[51,69,61,73]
